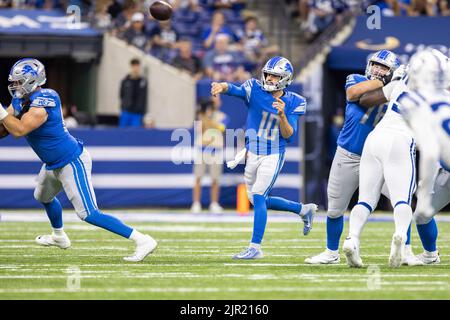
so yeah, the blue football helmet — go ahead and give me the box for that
[8,58,46,98]
[365,50,400,81]
[261,56,294,91]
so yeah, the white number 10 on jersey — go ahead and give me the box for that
[258,111,280,141]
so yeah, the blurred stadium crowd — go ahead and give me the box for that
[2,0,448,83]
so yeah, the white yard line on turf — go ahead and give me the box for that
[2,211,450,223]
[0,286,450,294]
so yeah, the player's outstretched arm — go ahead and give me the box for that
[211,81,248,100]
[359,66,408,108]
[359,88,388,108]
[211,82,229,96]
[0,105,48,138]
[346,79,383,102]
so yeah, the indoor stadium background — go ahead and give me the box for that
[1,0,449,212]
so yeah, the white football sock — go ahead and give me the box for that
[393,203,412,238]
[129,229,146,243]
[348,204,371,239]
[53,228,65,236]
[250,242,261,250]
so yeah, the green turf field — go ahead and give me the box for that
[1,215,450,299]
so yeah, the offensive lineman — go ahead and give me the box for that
[0,58,157,262]
[211,56,318,260]
[342,64,417,268]
[305,50,419,264]
[399,49,450,265]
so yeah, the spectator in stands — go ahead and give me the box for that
[304,0,338,40]
[172,39,203,79]
[202,10,238,50]
[237,16,279,71]
[112,0,138,34]
[439,0,450,14]
[149,20,180,62]
[107,0,123,19]
[203,33,249,82]
[191,96,228,214]
[119,58,148,127]
[406,0,438,16]
[123,12,150,51]
[95,1,113,30]
[201,0,246,12]
[171,0,201,10]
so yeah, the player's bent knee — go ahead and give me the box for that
[76,209,89,221]
[327,209,344,219]
[33,188,53,204]
[414,212,433,225]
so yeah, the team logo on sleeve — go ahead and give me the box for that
[293,102,306,114]
[31,97,56,107]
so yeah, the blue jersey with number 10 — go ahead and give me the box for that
[337,74,387,156]
[225,78,306,155]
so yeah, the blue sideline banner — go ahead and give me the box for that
[0,128,303,209]
[328,16,450,70]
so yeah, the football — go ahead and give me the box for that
[149,1,173,21]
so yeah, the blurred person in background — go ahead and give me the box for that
[123,12,150,51]
[148,20,180,62]
[107,0,123,19]
[201,0,247,12]
[202,10,239,50]
[191,96,228,214]
[172,39,203,79]
[439,0,450,14]
[304,0,338,40]
[237,16,279,71]
[407,0,438,16]
[62,105,79,128]
[119,58,148,127]
[203,33,249,82]
[112,0,138,35]
[95,1,113,30]
[171,0,201,10]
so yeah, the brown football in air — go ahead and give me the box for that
[149,1,173,21]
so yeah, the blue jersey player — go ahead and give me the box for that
[0,58,157,262]
[211,56,318,260]
[305,50,421,265]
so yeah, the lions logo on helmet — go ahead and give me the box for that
[261,56,294,92]
[365,50,400,81]
[8,58,46,98]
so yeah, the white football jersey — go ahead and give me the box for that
[399,89,450,167]
[374,79,413,136]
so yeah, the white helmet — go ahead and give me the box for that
[8,58,46,98]
[261,56,294,92]
[408,49,450,92]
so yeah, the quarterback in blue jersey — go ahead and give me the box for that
[305,50,421,265]
[211,56,318,260]
[0,58,157,262]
